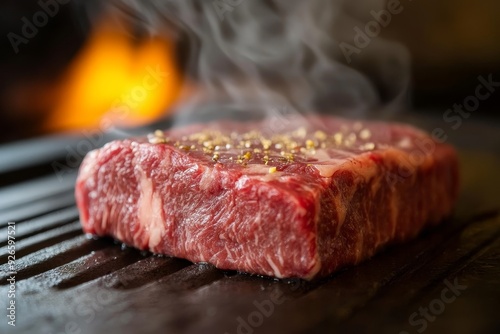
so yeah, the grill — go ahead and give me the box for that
[1,118,499,334]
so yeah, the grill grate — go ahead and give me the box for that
[0,133,499,334]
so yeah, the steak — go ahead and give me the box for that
[75,115,459,280]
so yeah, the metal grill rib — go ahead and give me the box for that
[0,134,499,334]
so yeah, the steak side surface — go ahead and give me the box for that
[76,116,459,280]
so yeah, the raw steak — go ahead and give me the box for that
[76,116,459,280]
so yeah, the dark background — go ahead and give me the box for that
[0,3,499,334]
[0,0,499,143]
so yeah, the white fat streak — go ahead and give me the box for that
[199,166,213,191]
[310,148,332,161]
[266,256,283,278]
[313,165,337,178]
[311,149,356,177]
[137,169,164,249]
[245,164,286,182]
[276,245,284,267]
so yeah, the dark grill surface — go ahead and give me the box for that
[1,122,500,334]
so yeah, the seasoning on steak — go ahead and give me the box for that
[75,116,459,280]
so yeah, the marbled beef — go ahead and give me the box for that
[76,116,459,279]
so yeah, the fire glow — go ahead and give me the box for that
[44,18,182,132]
[43,0,410,132]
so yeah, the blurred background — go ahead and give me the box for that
[0,0,499,143]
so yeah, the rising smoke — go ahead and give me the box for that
[100,0,410,124]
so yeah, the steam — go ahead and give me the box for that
[102,0,410,124]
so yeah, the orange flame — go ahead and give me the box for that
[45,19,182,131]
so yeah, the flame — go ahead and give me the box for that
[45,19,182,131]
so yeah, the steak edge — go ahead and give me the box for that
[76,116,459,280]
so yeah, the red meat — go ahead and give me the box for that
[76,116,459,279]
